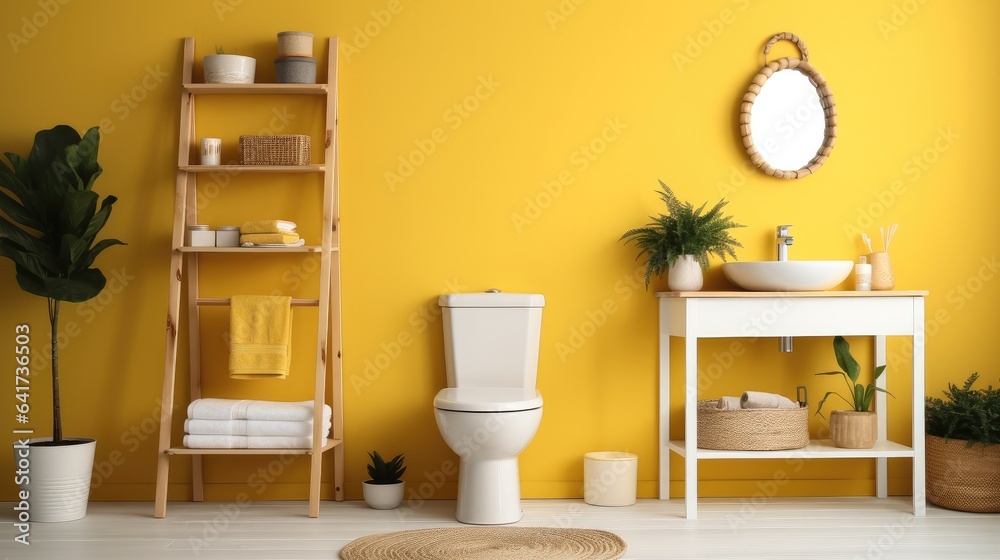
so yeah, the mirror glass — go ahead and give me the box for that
[748,69,825,171]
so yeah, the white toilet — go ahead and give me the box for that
[433,291,545,525]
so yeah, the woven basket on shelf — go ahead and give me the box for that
[239,134,310,165]
[926,435,1000,513]
[697,400,809,451]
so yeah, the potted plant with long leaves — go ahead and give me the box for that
[362,450,406,509]
[0,125,125,521]
[620,181,744,291]
[925,373,999,512]
[814,336,892,449]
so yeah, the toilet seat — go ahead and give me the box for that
[434,387,543,413]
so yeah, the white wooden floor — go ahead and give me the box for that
[1,498,998,559]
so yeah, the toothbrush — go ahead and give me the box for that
[861,233,873,253]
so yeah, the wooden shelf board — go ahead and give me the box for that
[166,439,342,456]
[667,439,915,459]
[177,246,338,254]
[183,83,328,95]
[180,164,325,173]
[657,290,929,298]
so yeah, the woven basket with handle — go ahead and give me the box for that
[697,399,809,451]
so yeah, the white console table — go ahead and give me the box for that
[656,291,928,519]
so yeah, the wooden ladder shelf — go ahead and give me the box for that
[154,37,344,518]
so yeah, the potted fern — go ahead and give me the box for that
[0,125,125,521]
[925,373,999,512]
[814,336,892,449]
[620,181,744,291]
[362,451,406,509]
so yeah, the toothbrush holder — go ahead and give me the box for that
[867,251,895,291]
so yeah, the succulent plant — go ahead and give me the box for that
[366,451,406,484]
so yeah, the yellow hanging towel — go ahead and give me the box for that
[229,295,292,379]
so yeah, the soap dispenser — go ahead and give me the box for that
[855,256,872,291]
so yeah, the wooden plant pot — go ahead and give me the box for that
[829,410,877,449]
[926,435,1000,513]
[362,481,405,509]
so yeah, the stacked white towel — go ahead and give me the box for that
[184,398,331,449]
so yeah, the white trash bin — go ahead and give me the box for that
[583,451,638,506]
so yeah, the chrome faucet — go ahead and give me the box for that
[777,225,795,352]
[776,225,794,261]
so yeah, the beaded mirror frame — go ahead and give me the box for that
[739,32,838,179]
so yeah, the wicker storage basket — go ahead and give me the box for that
[697,400,809,451]
[926,435,1000,513]
[239,134,310,165]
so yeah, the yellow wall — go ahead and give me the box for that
[2,0,999,503]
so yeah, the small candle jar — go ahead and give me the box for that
[200,138,222,166]
[215,226,241,247]
[855,256,872,291]
[186,225,215,247]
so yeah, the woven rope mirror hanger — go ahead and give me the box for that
[740,32,837,179]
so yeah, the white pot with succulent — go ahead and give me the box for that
[620,181,744,291]
[362,451,406,509]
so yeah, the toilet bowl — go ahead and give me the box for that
[434,387,543,524]
[433,291,545,525]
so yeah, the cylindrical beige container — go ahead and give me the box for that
[867,251,895,290]
[277,31,314,58]
[215,226,241,247]
[583,452,638,506]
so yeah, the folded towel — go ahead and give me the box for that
[184,418,332,437]
[242,239,306,248]
[229,296,293,379]
[187,398,332,422]
[741,391,800,409]
[241,220,297,234]
[239,232,300,245]
[182,435,326,449]
[717,396,743,410]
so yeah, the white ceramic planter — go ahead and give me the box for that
[203,54,256,84]
[14,438,96,522]
[362,481,405,509]
[667,254,704,291]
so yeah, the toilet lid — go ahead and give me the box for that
[433,387,543,413]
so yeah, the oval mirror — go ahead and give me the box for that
[740,33,837,179]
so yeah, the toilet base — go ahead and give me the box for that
[455,457,523,525]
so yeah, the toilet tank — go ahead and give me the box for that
[439,292,545,388]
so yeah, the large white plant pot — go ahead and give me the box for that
[362,481,405,509]
[14,438,96,522]
[203,54,256,84]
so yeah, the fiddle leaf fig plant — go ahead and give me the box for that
[815,336,893,418]
[620,181,744,288]
[0,125,125,444]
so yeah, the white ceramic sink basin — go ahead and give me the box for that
[722,260,853,291]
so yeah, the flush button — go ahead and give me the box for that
[485,288,501,293]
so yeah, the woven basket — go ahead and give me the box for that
[697,400,809,451]
[926,435,1000,513]
[239,134,310,165]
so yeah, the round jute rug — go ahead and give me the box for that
[340,526,627,560]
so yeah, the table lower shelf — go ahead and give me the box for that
[165,439,342,456]
[667,439,914,459]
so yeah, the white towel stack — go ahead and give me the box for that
[184,398,331,449]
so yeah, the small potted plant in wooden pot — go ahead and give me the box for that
[620,181,744,291]
[925,373,1000,512]
[362,451,406,509]
[815,336,892,449]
